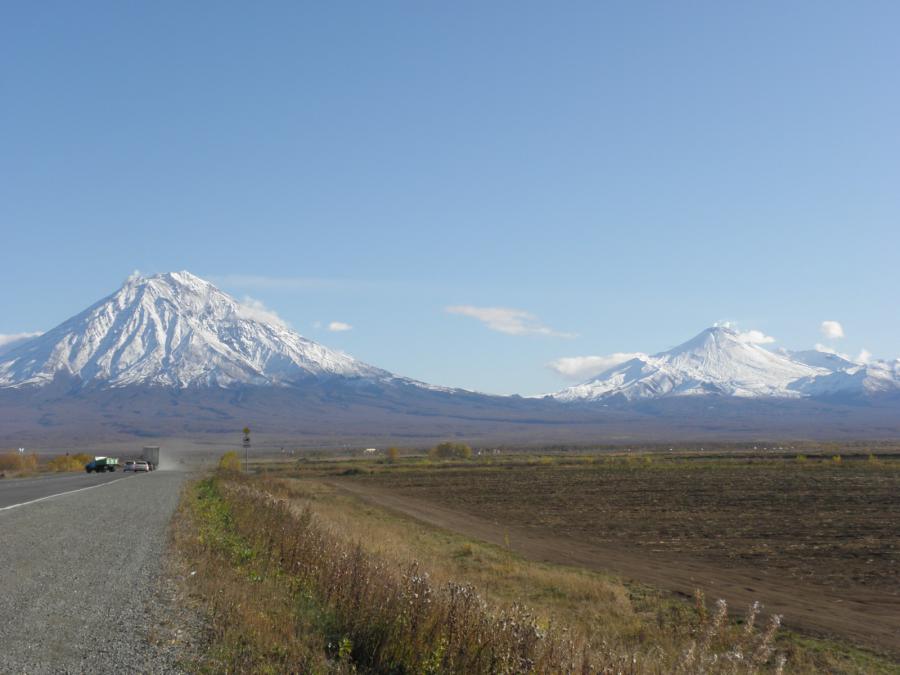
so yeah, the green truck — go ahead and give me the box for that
[85,456,119,473]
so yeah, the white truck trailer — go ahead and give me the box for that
[141,446,160,470]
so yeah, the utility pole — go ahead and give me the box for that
[242,427,251,473]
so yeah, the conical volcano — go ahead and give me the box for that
[0,271,392,389]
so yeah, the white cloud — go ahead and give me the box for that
[548,353,646,380]
[445,305,576,338]
[814,343,844,357]
[237,296,288,328]
[714,321,775,344]
[815,343,875,366]
[820,320,844,339]
[328,321,352,332]
[0,332,42,356]
[0,332,41,348]
[736,329,776,345]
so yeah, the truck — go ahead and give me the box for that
[141,446,160,471]
[85,456,119,473]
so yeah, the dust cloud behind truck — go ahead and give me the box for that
[141,446,160,469]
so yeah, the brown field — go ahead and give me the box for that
[323,455,900,657]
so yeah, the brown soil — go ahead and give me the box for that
[329,464,900,657]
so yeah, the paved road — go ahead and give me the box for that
[0,470,188,673]
[0,471,126,509]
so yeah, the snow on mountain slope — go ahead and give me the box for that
[4,275,898,402]
[780,349,858,372]
[0,271,397,389]
[553,327,830,402]
[794,359,900,398]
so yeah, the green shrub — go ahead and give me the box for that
[428,441,473,460]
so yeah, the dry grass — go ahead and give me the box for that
[276,478,647,646]
[45,453,92,472]
[174,468,791,673]
[0,451,94,475]
[173,477,339,673]
[0,451,39,474]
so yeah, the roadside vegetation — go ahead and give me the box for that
[0,451,93,477]
[174,464,801,673]
[0,451,39,475]
[170,447,899,673]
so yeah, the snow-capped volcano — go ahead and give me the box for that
[0,271,395,389]
[552,326,899,402]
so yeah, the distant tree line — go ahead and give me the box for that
[428,441,473,460]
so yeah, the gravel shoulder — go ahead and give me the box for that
[0,470,190,674]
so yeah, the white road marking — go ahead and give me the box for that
[0,476,132,512]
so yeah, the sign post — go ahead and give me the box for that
[242,427,251,473]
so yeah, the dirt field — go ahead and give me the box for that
[333,457,900,656]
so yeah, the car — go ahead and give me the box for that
[123,460,136,472]
[133,460,150,472]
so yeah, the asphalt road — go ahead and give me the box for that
[0,470,188,674]
[0,471,126,509]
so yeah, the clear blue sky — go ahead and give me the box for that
[2,2,898,394]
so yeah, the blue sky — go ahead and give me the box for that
[1,2,898,394]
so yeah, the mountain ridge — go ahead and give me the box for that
[552,326,899,403]
[2,272,899,422]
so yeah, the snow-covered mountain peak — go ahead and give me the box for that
[0,271,390,389]
[553,326,828,402]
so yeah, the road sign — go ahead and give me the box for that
[242,428,250,472]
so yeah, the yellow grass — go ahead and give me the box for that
[0,451,39,474]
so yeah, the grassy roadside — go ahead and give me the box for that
[0,450,94,476]
[283,476,896,674]
[172,476,339,673]
[172,469,813,673]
